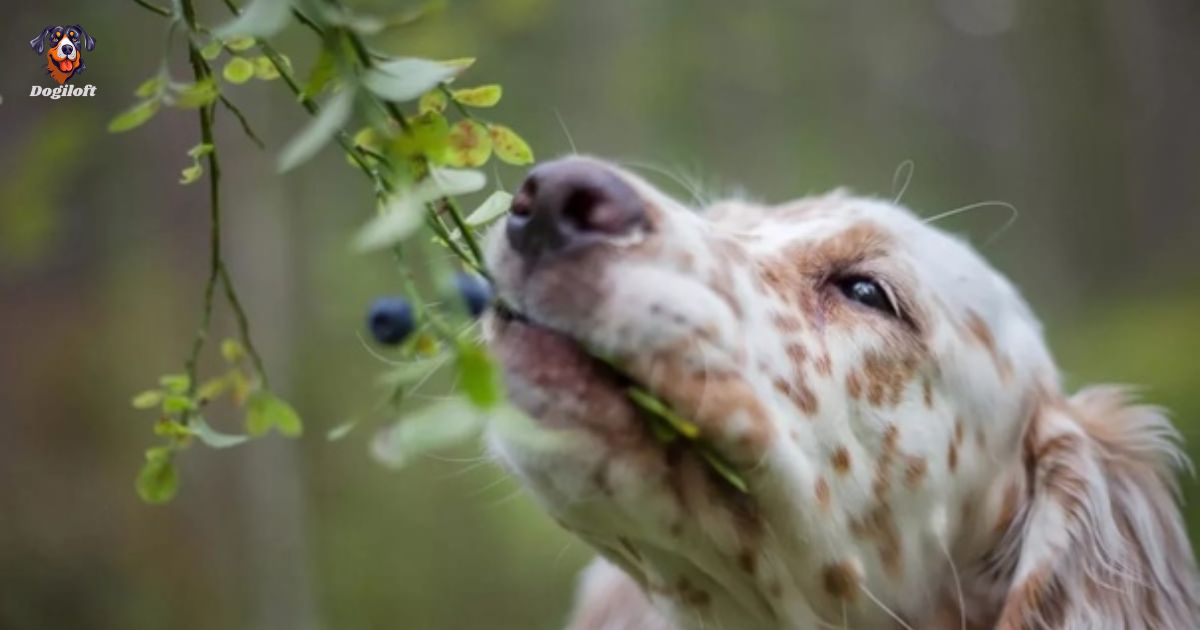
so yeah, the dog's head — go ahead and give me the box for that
[31,25,94,84]
[484,157,1197,628]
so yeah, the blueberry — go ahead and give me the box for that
[367,297,415,345]
[455,272,493,318]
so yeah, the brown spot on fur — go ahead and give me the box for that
[882,424,900,452]
[814,352,833,376]
[785,342,807,368]
[815,477,831,510]
[994,482,1020,535]
[861,350,922,407]
[772,313,803,332]
[922,378,933,407]
[773,377,819,415]
[831,447,852,474]
[821,562,859,601]
[903,455,928,488]
[850,504,903,577]
[996,568,1068,630]
[846,371,862,399]
[948,440,959,472]
[964,310,1014,382]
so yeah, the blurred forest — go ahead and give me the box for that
[1,0,1198,628]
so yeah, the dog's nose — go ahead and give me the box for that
[506,158,647,260]
[62,44,73,54]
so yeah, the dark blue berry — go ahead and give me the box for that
[367,297,415,345]
[455,272,493,318]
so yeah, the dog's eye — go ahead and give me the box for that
[834,275,899,318]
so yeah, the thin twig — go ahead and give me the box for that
[219,95,265,149]
[132,0,172,17]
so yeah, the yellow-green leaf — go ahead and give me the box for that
[134,76,164,98]
[223,57,255,84]
[444,119,492,167]
[159,374,191,394]
[196,376,229,402]
[136,447,179,504]
[180,163,203,185]
[174,79,219,108]
[108,99,160,133]
[253,55,280,80]
[456,341,502,408]
[488,124,533,165]
[392,112,449,161]
[245,390,303,437]
[200,40,224,60]
[224,36,257,52]
[418,89,447,114]
[221,338,245,363]
[301,48,336,100]
[451,84,502,107]
[131,390,164,410]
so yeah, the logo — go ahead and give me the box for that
[29,24,97,98]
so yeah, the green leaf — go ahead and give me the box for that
[353,197,424,252]
[192,417,251,449]
[131,390,164,410]
[107,99,160,133]
[253,55,281,80]
[488,124,534,165]
[301,49,337,100]
[161,394,194,414]
[188,143,214,158]
[134,76,164,98]
[154,418,193,439]
[465,191,514,226]
[222,56,255,84]
[444,119,492,167]
[626,387,700,439]
[221,338,245,363]
[418,89,447,114]
[180,164,203,185]
[214,0,289,39]
[136,447,179,504]
[451,84,502,107]
[224,36,258,52]
[370,398,482,467]
[174,79,219,108]
[245,390,303,437]
[456,342,502,408]
[278,87,355,172]
[363,58,463,102]
[392,112,449,160]
[196,376,229,402]
[699,447,748,493]
[200,40,224,60]
[159,374,191,393]
[326,420,357,442]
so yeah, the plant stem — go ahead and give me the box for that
[131,0,171,17]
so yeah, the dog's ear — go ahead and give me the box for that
[69,25,95,51]
[29,26,54,54]
[994,387,1198,627]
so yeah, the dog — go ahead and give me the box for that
[30,25,95,85]
[483,157,1200,629]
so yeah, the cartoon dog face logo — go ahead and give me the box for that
[30,25,95,85]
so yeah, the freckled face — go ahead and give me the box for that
[484,158,1056,628]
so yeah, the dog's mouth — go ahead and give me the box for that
[488,300,751,492]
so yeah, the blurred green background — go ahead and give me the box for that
[1,1,1198,628]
